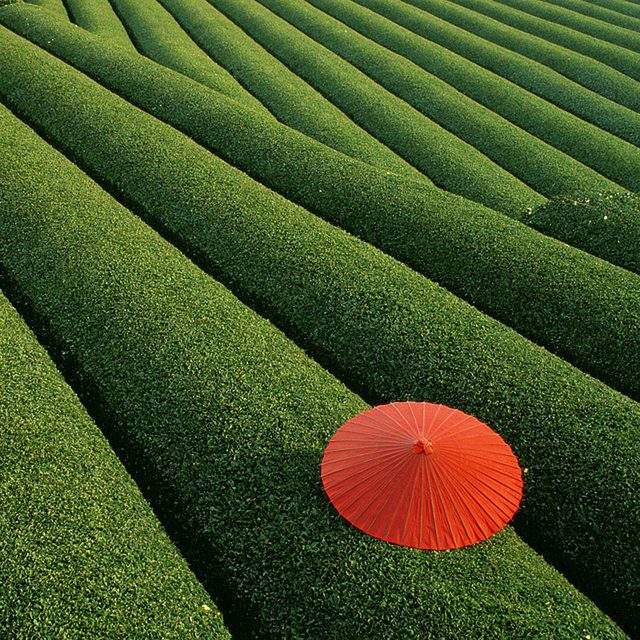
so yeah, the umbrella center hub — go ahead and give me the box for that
[412,438,433,456]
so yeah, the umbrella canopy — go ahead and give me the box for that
[321,402,523,550]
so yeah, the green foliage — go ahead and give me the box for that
[400,0,640,112]
[446,0,640,81]
[108,0,269,111]
[590,0,640,20]
[299,0,640,191]
[2,7,638,404]
[159,0,424,180]
[24,0,66,17]
[0,26,639,630]
[0,289,229,639]
[488,0,640,54]
[542,0,640,31]
[193,0,540,213]
[63,0,135,50]
[0,99,628,640]
[352,0,640,147]
[526,191,640,274]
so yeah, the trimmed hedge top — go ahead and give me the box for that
[0,98,627,640]
[399,0,640,112]
[351,0,640,147]
[525,191,640,274]
[63,0,135,50]
[108,0,269,112]
[0,25,638,630]
[2,7,638,405]
[0,286,229,639]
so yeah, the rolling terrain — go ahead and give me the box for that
[1,0,638,637]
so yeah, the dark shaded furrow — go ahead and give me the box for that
[445,0,640,81]
[256,0,635,193]
[399,0,640,112]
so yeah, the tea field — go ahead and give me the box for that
[0,0,638,637]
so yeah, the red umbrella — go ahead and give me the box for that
[321,402,523,550]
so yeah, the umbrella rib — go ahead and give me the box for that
[428,457,470,547]
[322,445,409,479]
[400,455,423,546]
[347,418,410,439]
[428,406,460,439]
[338,422,410,438]
[418,455,425,548]
[438,448,523,480]
[323,444,410,467]
[439,451,519,505]
[438,432,516,449]
[349,461,404,535]
[431,458,459,549]
[390,402,421,439]
[327,437,410,450]
[436,443,522,469]
[430,456,482,544]
[380,452,419,543]
[325,444,410,489]
[436,452,523,505]
[425,458,443,549]
[325,447,411,507]
[432,409,475,436]
[407,401,419,436]
[438,443,518,457]
[353,409,410,436]
[437,457,507,535]
[426,403,443,438]
[376,404,417,437]
[434,417,484,440]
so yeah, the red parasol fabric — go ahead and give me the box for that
[321,402,523,550]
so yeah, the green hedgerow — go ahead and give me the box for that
[525,191,640,274]
[294,0,640,191]
[63,0,135,50]
[23,0,67,18]
[0,290,229,639]
[399,0,640,112]
[0,101,628,640]
[479,0,640,55]
[351,0,640,147]
[588,0,640,21]
[2,6,638,404]
[0,26,639,630]
[432,0,640,82]
[109,0,269,110]
[160,0,426,180]
[186,0,542,214]
[528,0,640,33]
